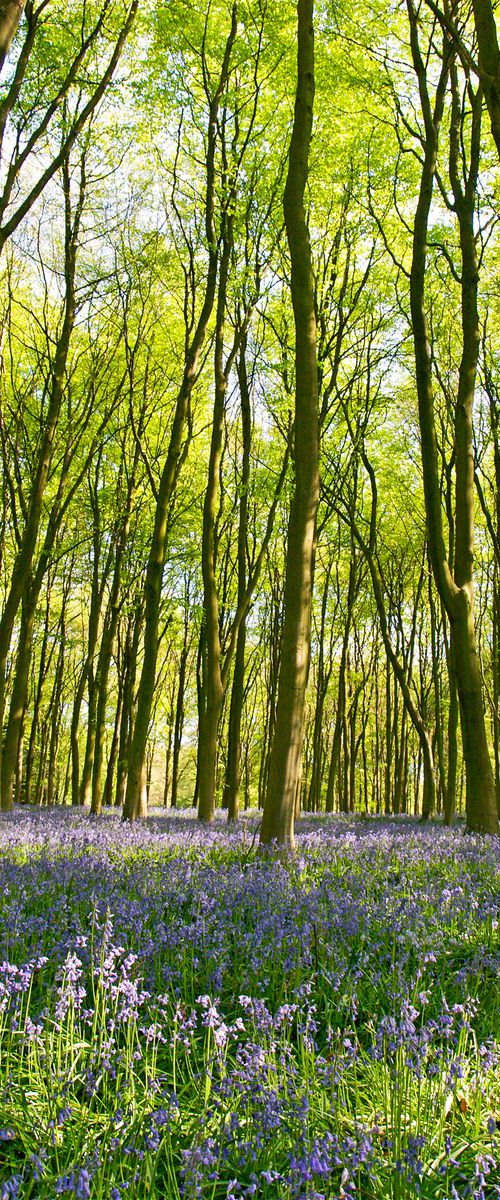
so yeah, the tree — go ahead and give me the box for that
[0,0,138,253]
[261,0,319,848]
[0,0,26,73]
[406,0,498,832]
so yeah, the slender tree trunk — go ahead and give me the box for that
[307,560,332,812]
[493,569,500,815]
[47,618,66,806]
[162,728,172,808]
[444,636,459,823]
[414,744,422,816]
[14,707,24,804]
[374,669,381,813]
[429,577,446,807]
[161,674,176,808]
[196,225,232,823]
[407,15,497,830]
[0,594,35,808]
[348,687,359,813]
[116,605,142,809]
[170,630,188,810]
[394,705,406,816]
[24,586,52,804]
[223,621,246,820]
[261,0,319,848]
[70,516,108,807]
[34,719,49,806]
[79,670,97,807]
[91,614,119,813]
[70,667,86,807]
[325,554,356,812]
[258,571,282,807]
[103,681,123,808]
[471,0,500,157]
[384,657,392,815]
[223,338,252,821]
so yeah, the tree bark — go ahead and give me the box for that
[115,611,141,809]
[223,338,252,821]
[307,558,333,812]
[171,597,190,810]
[102,677,123,808]
[196,215,232,823]
[407,7,498,831]
[325,553,357,813]
[0,1,25,74]
[258,569,282,807]
[261,0,319,848]
[471,0,500,158]
[24,583,51,804]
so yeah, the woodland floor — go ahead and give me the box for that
[0,809,499,1199]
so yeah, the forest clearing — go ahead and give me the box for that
[1,0,500,1194]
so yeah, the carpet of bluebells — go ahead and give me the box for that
[0,809,499,1200]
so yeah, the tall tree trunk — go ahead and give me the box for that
[24,582,52,804]
[70,666,89,807]
[325,553,357,812]
[394,705,407,816]
[46,609,66,806]
[34,718,49,806]
[493,568,500,815]
[13,706,24,804]
[348,684,359,813]
[429,575,447,807]
[197,216,233,823]
[384,657,392,815]
[116,604,143,809]
[407,12,497,831]
[171,603,190,810]
[444,634,459,823]
[103,680,123,808]
[80,669,98,807]
[223,338,252,821]
[471,0,500,157]
[161,673,176,808]
[0,593,35,808]
[261,0,319,848]
[307,559,332,813]
[258,570,282,807]
[71,543,102,806]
